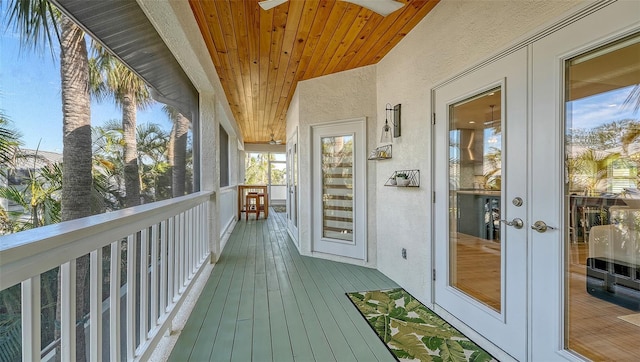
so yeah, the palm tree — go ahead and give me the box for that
[6,1,93,359]
[163,106,191,197]
[0,159,62,232]
[568,149,620,194]
[136,123,170,202]
[92,48,153,207]
[93,121,172,204]
[57,14,94,221]
[245,153,269,184]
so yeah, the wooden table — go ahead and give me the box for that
[237,185,269,220]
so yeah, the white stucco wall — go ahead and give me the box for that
[375,0,584,302]
[286,89,300,141]
[288,65,378,267]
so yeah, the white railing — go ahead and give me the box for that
[219,186,237,237]
[270,184,287,204]
[0,191,214,361]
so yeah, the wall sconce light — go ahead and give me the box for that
[380,103,401,144]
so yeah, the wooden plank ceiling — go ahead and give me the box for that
[189,0,439,144]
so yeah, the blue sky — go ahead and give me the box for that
[568,85,637,130]
[1,18,172,154]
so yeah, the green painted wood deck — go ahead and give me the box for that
[168,210,399,362]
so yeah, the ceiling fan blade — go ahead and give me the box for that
[258,0,288,11]
[340,0,404,16]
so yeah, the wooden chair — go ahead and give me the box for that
[245,192,262,220]
[256,193,267,218]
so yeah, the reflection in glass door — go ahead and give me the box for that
[449,88,502,312]
[564,33,640,361]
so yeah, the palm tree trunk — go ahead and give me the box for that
[31,205,39,228]
[59,15,92,362]
[60,16,92,221]
[122,91,140,207]
[172,113,189,197]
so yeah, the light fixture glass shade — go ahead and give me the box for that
[380,123,393,144]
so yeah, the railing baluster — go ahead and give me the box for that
[126,233,137,360]
[188,208,193,275]
[195,206,200,266]
[196,205,201,263]
[151,223,159,327]
[178,212,185,292]
[192,206,197,266]
[167,216,178,305]
[166,218,174,308]
[139,228,149,345]
[205,202,209,259]
[110,241,121,362]
[159,221,167,314]
[201,203,205,260]
[186,209,190,280]
[205,200,210,261]
[186,209,191,276]
[60,261,76,361]
[90,248,103,362]
[185,211,189,287]
[21,276,41,362]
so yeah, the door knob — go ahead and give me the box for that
[500,218,524,229]
[531,220,556,233]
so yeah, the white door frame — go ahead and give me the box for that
[311,118,367,260]
[287,128,299,245]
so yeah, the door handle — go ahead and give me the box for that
[500,218,524,229]
[531,220,556,233]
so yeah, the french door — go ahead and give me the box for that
[433,48,528,361]
[433,2,639,360]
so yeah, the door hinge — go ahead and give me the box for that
[432,191,436,203]
[432,113,436,125]
[432,269,436,281]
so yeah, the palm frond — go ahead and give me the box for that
[91,43,153,109]
[622,84,640,115]
[0,115,22,165]
[5,0,60,57]
[0,186,29,209]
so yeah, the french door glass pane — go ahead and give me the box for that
[321,135,354,242]
[449,88,502,312]
[564,33,640,360]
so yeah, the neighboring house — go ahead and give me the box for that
[0,149,62,215]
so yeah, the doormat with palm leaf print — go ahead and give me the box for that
[346,288,497,362]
